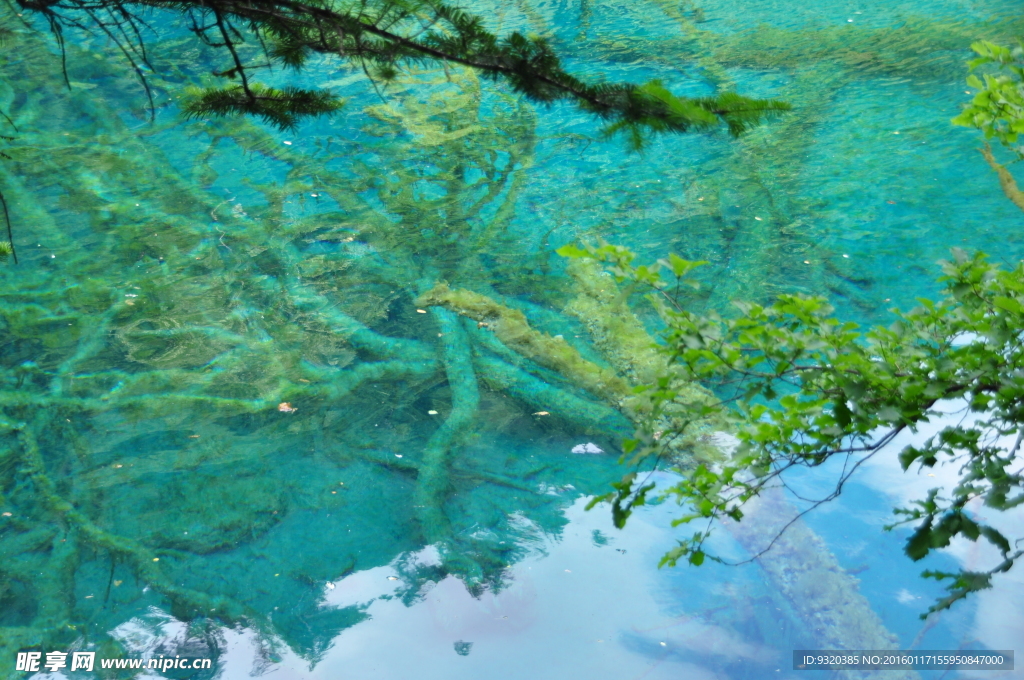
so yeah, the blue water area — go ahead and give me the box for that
[0,0,1022,678]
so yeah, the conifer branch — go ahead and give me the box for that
[15,0,790,140]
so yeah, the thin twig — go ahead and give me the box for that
[0,188,17,264]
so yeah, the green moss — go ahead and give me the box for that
[418,282,634,406]
[564,258,668,385]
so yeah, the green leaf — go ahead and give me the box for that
[993,296,1023,314]
[555,244,591,259]
[979,526,1011,555]
[905,524,933,561]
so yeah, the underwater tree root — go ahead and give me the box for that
[9,420,259,628]
[411,308,480,573]
[314,359,440,401]
[471,349,631,438]
[418,282,632,407]
[288,279,435,361]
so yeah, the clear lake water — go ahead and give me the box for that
[0,0,1022,677]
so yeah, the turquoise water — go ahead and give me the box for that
[0,0,1022,678]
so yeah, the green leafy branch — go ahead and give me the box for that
[953,39,1024,156]
[17,0,790,141]
[563,242,1024,615]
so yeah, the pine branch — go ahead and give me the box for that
[180,83,343,129]
[17,0,791,141]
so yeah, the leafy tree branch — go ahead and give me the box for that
[953,38,1024,212]
[564,242,1024,616]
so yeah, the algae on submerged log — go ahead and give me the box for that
[418,278,733,462]
[417,282,634,407]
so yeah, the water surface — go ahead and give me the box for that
[0,0,1021,677]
